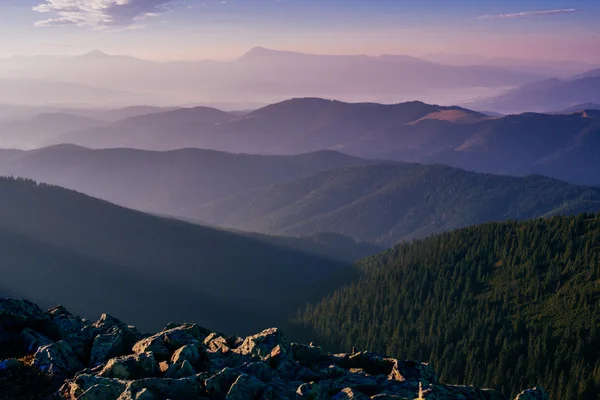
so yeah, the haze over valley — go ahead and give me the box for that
[0,1,599,399]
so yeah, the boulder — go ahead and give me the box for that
[97,352,159,380]
[132,324,203,360]
[89,327,125,367]
[171,343,208,371]
[296,382,325,399]
[514,387,549,400]
[332,387,370,399]
[45,305,88,340]
[164,359,197,379]
[20,328,53,353]
[33,340,84,378]
[292,343,325,365]
[125,375,206,399]
[117,388,156,400]
[205,332,231,353]
[0,299,48,330]
[78,383,124,400]
[390,360,438,385]
[234,328,291,361]
[226,373,266,399]
[59,374,128,400]
[205,367,241,397]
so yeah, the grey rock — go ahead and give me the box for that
[89,327,125,367]
[292,343,325,365]
[235,328,292,361]
[20,328,53,353]
[45,305,88,340]
[33,340,84,377]
[296,382,325,399]
[206,367,241,397]
[164,359,197,379]
[117,388,156,400]
[226,373,266,399]
[0,299,48,330]
[97,352,159,380]
[125,375,206,399]
[78,383,124,400]
[332,388,370,399]
[59,374,128,400]
[132,323,203,360]
[513,387,549,400]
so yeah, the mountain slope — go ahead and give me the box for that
[294,214,600,400]
[0,177,347,334]
[467,75,600,113]
[0,48,544,107]
[0,146,374,215]
[51,98,600,185]
[55,98,487,153]
[190,163,600,245]
[0,113,105,149]
[552,103,600,113]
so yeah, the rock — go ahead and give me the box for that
[45,305,88,340]
[0,300,548,400]
[20,328,53,353]
[0,358,23,371]
[226,373,266,399]
[296,382,324,399]
[78,383,124,400]
[235,328,291,361]
[171,343,208,371]
[59,374,128,400]
[292,343,325,364]
[0,299,48,330]
[125,375,206,399]
[205,367,241,397]
[514,387,549,400]
[33,340,84,378]
[97,352,159,380]
[132,324,203,360]
[205,332,231,353]
[117,387,157,400]
[164,359,197,379]
[89,327,125,367]
[332,387,370,399]
[390,360,438,385]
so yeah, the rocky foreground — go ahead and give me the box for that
[0,299,548,400]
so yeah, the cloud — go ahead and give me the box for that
[33,0,176,29]
[478,8,579,20]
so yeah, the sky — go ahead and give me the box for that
[0,0,599,63]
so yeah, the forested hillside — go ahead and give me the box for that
[194,163,600,245]
[295,214,600,399]
[0,177,349,334]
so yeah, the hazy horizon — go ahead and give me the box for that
[1,1,599,63]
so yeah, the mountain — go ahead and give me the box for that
[422,52,599,77]
[0,177,350,334]
[55,98,487,152]
[0,113,105,149]
[52,98,600,185]
[0,48,545,107]
[190,163,600,245]
[0,300,547,400]
[0,145,374,216]
[552,103,600,113]
[294,214,600,400]
[571,68,600,80]
[466,75,600,113]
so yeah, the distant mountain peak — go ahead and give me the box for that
[81,50,111,58]
[239,46,304,60]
